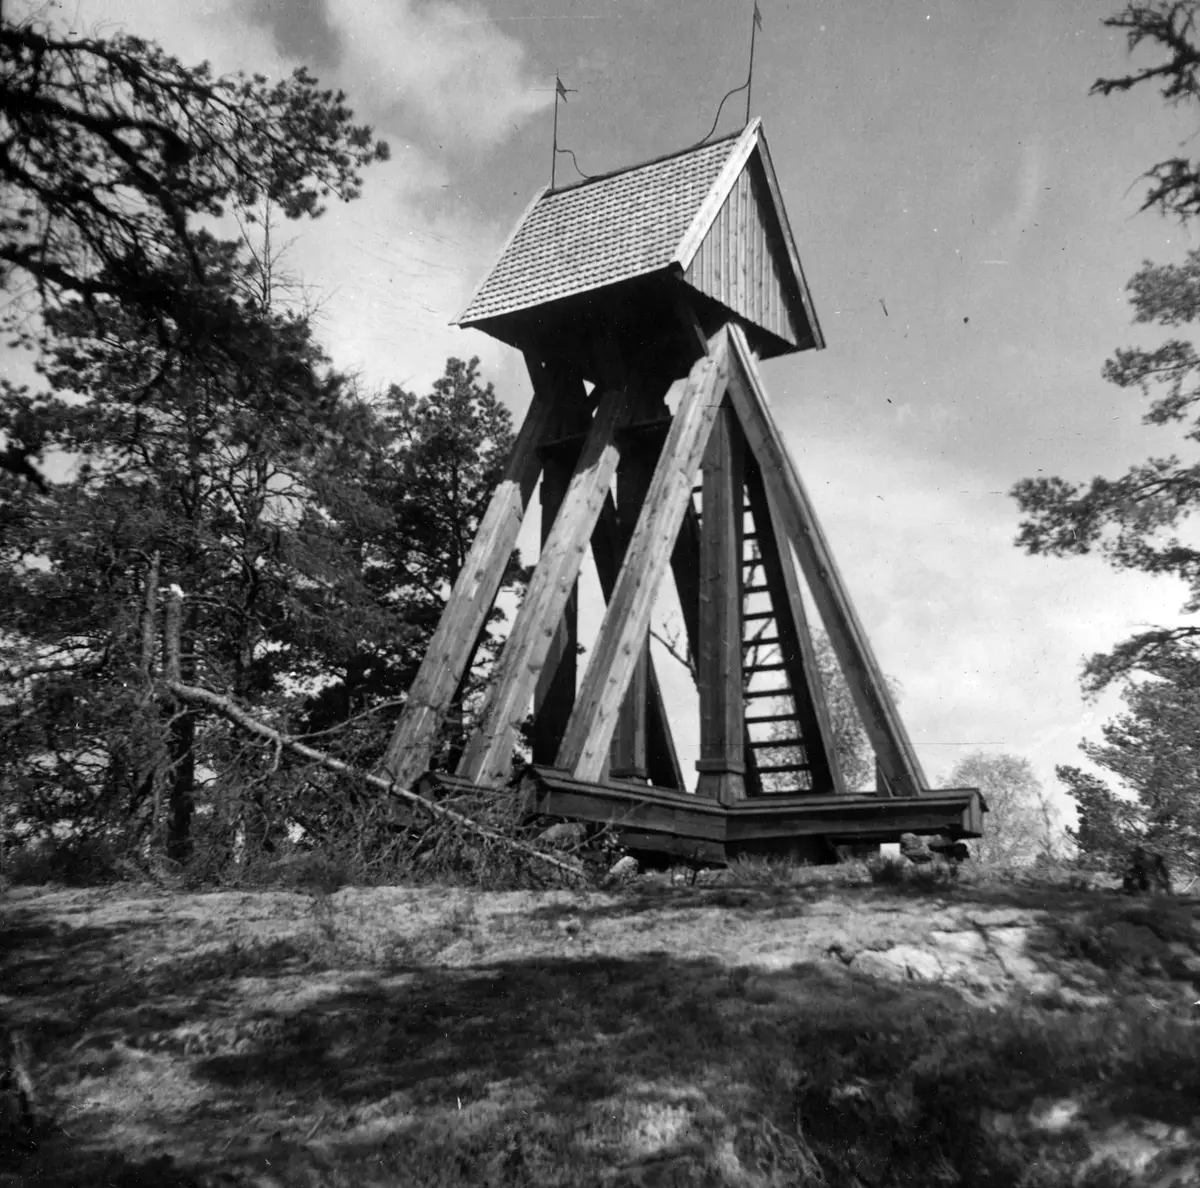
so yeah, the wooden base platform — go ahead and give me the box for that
[411,766,985,867]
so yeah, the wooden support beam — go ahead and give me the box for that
[557,334,730,782]
[379,358,573,790]
[531,372,593,765]
[610,440,658,780]
[696,400,746,805]
[724,324,928,798]
[531,452,578,765]
[591,493,685,791]
[744,455,846,797]
[457,382,630,788]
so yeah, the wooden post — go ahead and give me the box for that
[609,441,658,780]
[695,400,746,804]
[556,335,730,782]
[531,380,592,766]
[379,359,571,791]
[457,382,631,788]
[531,452,577,765]
[724,324,928,797]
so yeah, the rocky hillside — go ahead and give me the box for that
[2,867,1199,1186]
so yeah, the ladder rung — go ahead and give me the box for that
[744,662,787,672]
[755,763,811,776]
[745,713,797,725]
[744,532,758,540]
[744,611,774,622]
[744,585,770,595]
[744,687,791,700]
[749,737,806,749]
[743,637,780,647]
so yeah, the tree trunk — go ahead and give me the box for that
[1122,845,1171,895]
[134,551,162,841]
[163,585,194,864]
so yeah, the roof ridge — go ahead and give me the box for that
[546,125,746,197]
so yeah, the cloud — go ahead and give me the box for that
[19,0,538,397]
[322,0,551,148]
[280,148,522,394]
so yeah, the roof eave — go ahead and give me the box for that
[457,262,681,333]
[454,183,550,327]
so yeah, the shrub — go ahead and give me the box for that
[866,853,959,891]
[867,854,909,885]
[1,837,126,887]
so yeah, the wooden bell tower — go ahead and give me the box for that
[380,120,984,862]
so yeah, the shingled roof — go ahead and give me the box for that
[456,118,823,355]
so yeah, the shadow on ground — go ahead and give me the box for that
[3,887,1199,1187]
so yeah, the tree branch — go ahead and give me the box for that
[163,678,588,882]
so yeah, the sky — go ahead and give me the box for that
[15,0,1200,815]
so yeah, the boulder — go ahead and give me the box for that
[603,855,640,886]
[855,945,944,982]
[929,837,971,863]
[899,833,934,865]
[536,822,589,851]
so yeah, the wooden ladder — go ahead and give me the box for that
[741,494,814,795]
[692,448,842,798]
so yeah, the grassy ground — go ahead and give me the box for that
[2,864,1199,1187]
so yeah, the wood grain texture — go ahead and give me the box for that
[457,381,630,788]
[724,324,927,798]
[379,358,574,791]
[674,119,761,270]
[531,371,594,765]
[531,451,578,765]
[557,333,731,782]
[591,491,685,791]
[751,126,825,351]
[610,440,658,779]
[696,401,746,805]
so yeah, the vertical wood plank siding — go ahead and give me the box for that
[685,160,801,348]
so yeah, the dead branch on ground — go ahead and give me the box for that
[163,679,587,883]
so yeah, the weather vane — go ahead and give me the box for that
[550,73,577,190]
[694,2,766,149]
[747,2,763,124]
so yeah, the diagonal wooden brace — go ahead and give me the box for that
[556,332,731,782]
[378,358,571,792]
[457,382,631,788]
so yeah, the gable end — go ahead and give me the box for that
[682,152,808,350]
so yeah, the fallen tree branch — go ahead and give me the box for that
[163,679,588,883]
